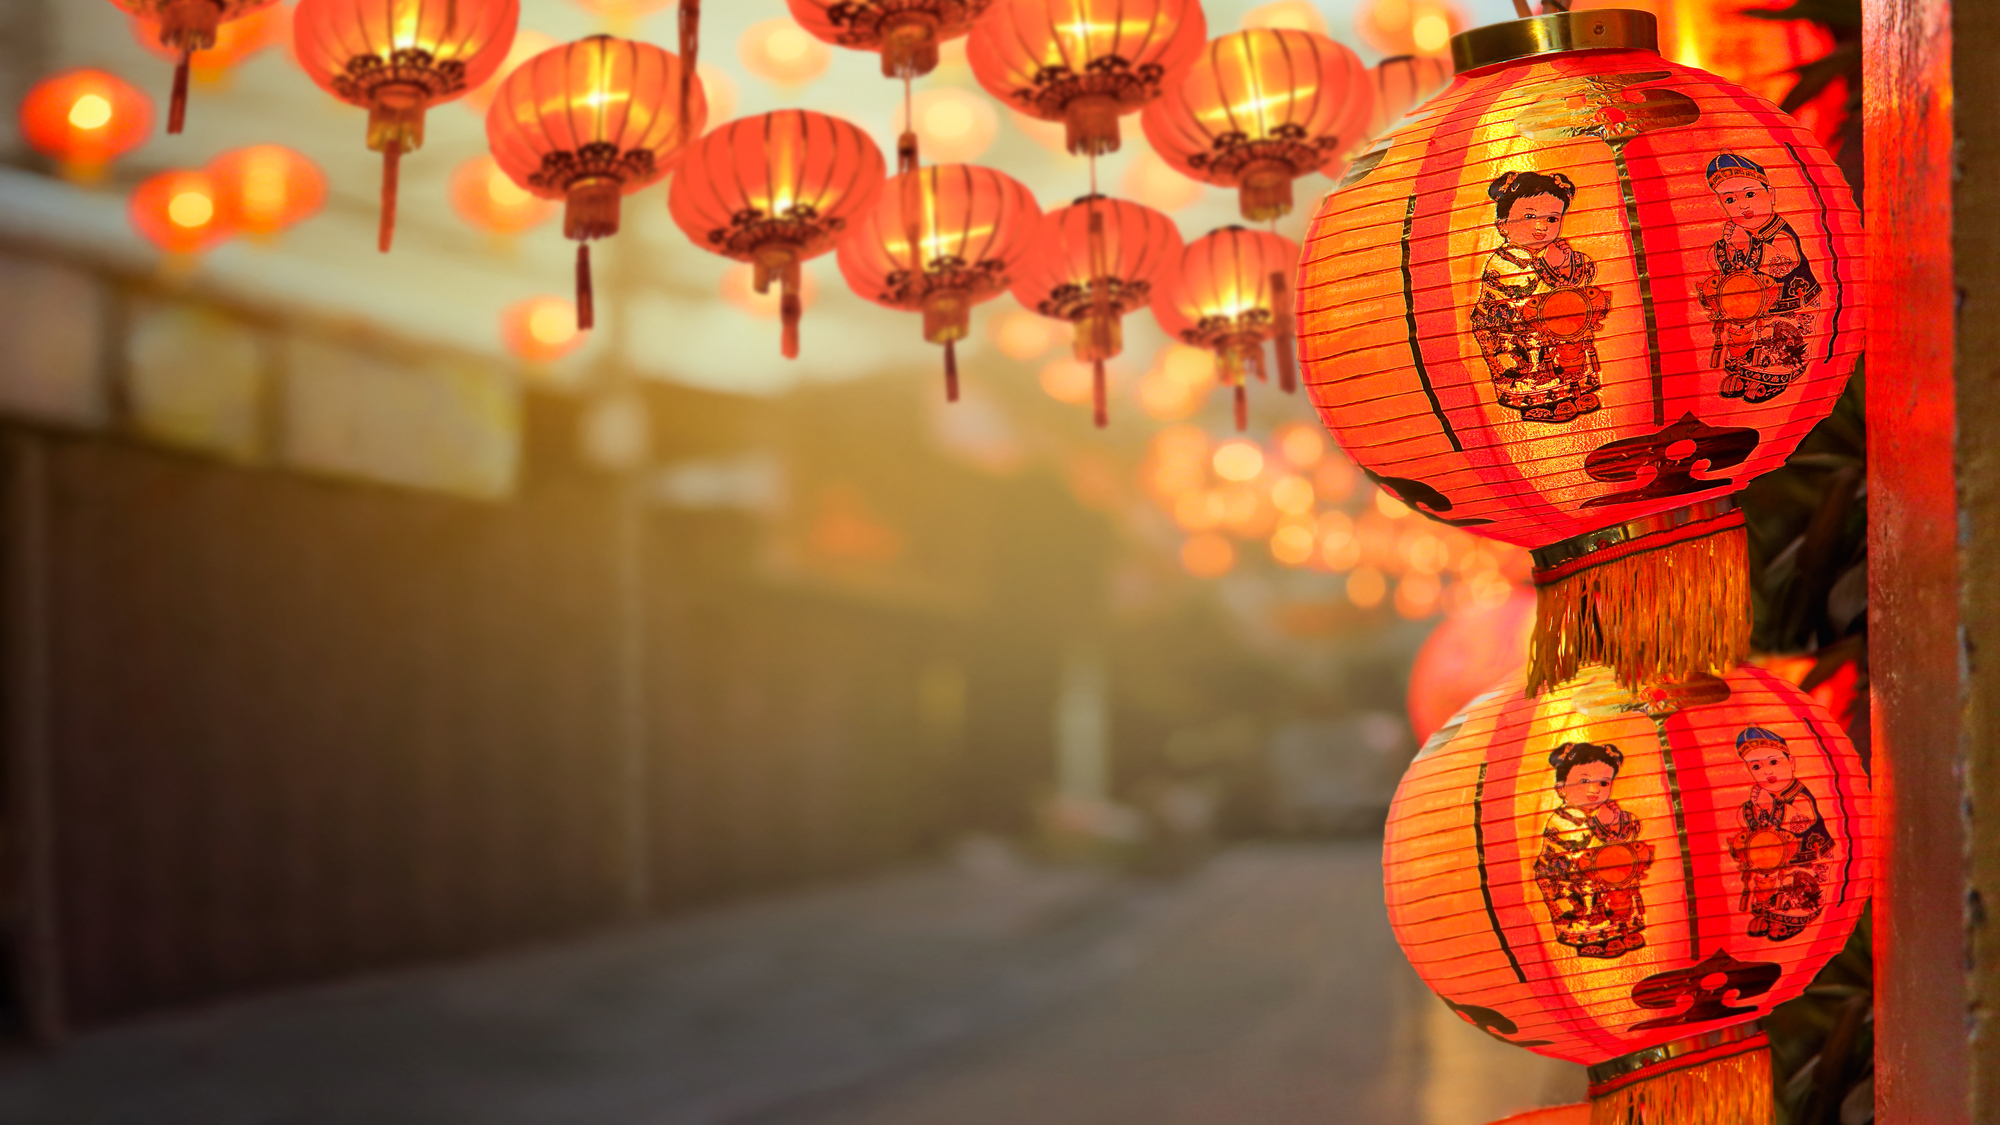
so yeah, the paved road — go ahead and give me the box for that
[0,842,1581,1125]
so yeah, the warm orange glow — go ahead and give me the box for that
[992,309,1063,360]
[463,29,558,115]
[1275,423,1325,468]
[1400,529,1449,575]
[1039,359,1097,405]
[1269,522,1317,566]
[1122,145,1206,212]
[1181,533,1235,578]
[21,69,154,176]
[740,19,832,86]
[68,95,112,130]
[1136,344,1217,420]
[1346,566,1386,608]
[1406,584,1534,741]
[1212,441,1264,482]
[1375,489,1411,519]
[208,145,327,237]
[168,190,215,229]
[130,3,290,81]
[894,87,1000,163]
[1353,0,1467,57]
[449,154,557,236]
[130,169,234,255]
[501,296,586,363]
[571,0,673,26]
[1241,0,1327,35]
[1312,457,1356,503]
[1392,571,1440,618]
[1151,228,1300,402]
[1269,475,1313,515]
[1147,424,1211,498]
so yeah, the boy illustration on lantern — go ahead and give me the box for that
[1698,153,1824,403]
[1469,170,1612,424]
[1533,741,1653,959]
[1728,725,1836,941]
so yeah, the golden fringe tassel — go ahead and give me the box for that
[1528,524,1750,696]
[1590,1045,1772,1125]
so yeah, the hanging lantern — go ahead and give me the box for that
[1151,226,1299,431]
[207,145,327,239]
[835,163,1042,400]
[1296,9,1863,695]
[19,69,154,183]
[1354,0,1466,57]
[669,110,887,359]
[449,154,557,237]
[294,0,520,253]
[786,0,992,80]
[128,2,289,86]
[968,0,1207,157]
[1386,663,1872,1124]
[1009,196,1183,427]
[1360,53,1454,147]
[130,168,235,256]
[500,296,585,364]
[108,0,279,133]
[487,35,707,331]
[1142,28,1373,221]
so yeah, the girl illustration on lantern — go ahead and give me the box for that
[1698,152,1824,403]
[1533,741,1653,959]
[1728,725,1835,941]
[1469,170,1612,424]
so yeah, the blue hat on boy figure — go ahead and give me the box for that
[1735,725,1787,753]
[1706,152,1769,188]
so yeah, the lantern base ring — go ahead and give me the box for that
[1584,1020,1772,1125]
[1529,494,1739,573]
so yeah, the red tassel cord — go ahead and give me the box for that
[1270,269,1297,394]
[168,49,191,135]
[780,260,801,360]
[679,1,700,142]
[944,339,959,402]
[378,140,402,253]
[576,242,595,331]
[1234,383,1248,432]
[1092,359,1108,428]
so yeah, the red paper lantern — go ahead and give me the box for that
[1407,583,1535,742]
[968,0,1207,156]
[1360,53,1454,147]
[110,0,278,132]
[449,154,557,236]
[1141,28,1373,221]
[836,163,1042,400]
[208,145,326,238]
[486,35,707,331]
[785,0,991,80]
[1150,226,1299,431]
[1385,663,1871,1121]
[1296,10,1863,694]
[294,0,519,252]
[668,110,887,359]
[19,69,154,182]
[1008,196,1182,426]
[130,168,235,255]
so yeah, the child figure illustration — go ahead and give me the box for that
[1469,170,1612,424]
[1728,726,1836,941]
[1533,741,1654,960]
[1697,153,1824,403]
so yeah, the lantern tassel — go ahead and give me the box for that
[378,141,401,253]
[169,49,191,135]
[1234,384,1247,432]
[1527,509,1750,695]
[944,339,959,402]
[679,1,700,141]
[1587,1027,1772,1125]
[1270,269,1298,394]
[575,243,596,331]
[780,260,801,360]
[1092,360,1107,428]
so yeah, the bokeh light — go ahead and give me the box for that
[450,154,558,236]
[897,88,999,163]
[1394,572,1442,618]
[501,296,586,364]
[1275,422,1325,469]
[1039,359,1096,405]
[1122,145,1206,212]
[1375,488,1412,518]
[209,145,326,238]
[740,19,832,87]
[464,30,558,115]
[1269,475,1313,514]
[21,68,154,181]
[1269,522,1317,566]
[1212,441,1264,482]
[992,308,1063,360]
[1137,344,1215,420]
[1241,0,1330,34]
[1182,534,1236,578]
[1355,0,1469,57]
[130,168,233,255]
[1347,566,1387,608]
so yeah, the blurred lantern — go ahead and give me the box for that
[462,29,558,115]
[109,0,278,132]
[487,35,706,330]
[128,2,288,86]
[835,163,1042,400]
[130,168,234,256]
[294,0,519,252]
[1385,664,1872,1124]
[969,0,1206,157]
[1241,0,1328,36]
[1009,196,1183,426]
[208,145,326,238]
[500,296,585,364]
[1406,583,1535,742]
[894,88,1000,163]
[449,154,557,237]
[20,69,154,182]
[786,0,990,80]
[740,17,834,86]
[1360,53,1453,146]
[1212,439,1263,482]
[1151,226,1299,431]
[670,109,885,358]
[1142,28,1373,221]
[1297,9,1862,695]
[1354,0,1466,57]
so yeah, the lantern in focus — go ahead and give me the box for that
[1406,583,1534,742]
[1151,226,1299,431]
[208,145,326,238]
[487,35,707,331]
[294,0,519,252]
[836,163,1042,400]
[1008,196,1183,426]
[109,0,278,132]
[130,168,234,256]
[501,296,585,364]
[1360,53,1453,147]
[1296,10,1864,695]
[1354,0,1465,57]
[1385,663,1871,1123]
[786,0,991,80]
[1143,29,1373,221]
[969,0,1207,156]
[20,69,154,182]
[449,154,557,237]
[669,110,887,359]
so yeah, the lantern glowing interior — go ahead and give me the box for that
[835,162,1042,400]
[786,0,990,80]
[130,168,235,256]
[1385,663,1871,1120]
[1296,13,1864,694]
[968,0,1207,156]
[669,110,887,359]
[294,0,519,252]
[1150,226,1300,430]
[449,154,557,237]
[1141,28,1374,221]
[112,0,280,133]
[208,145,327,238]
[486,35,708,331]
[20,69,154,181]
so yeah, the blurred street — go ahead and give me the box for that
[0,842,1580,1125]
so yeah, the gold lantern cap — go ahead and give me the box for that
[1451,8,1658,73]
